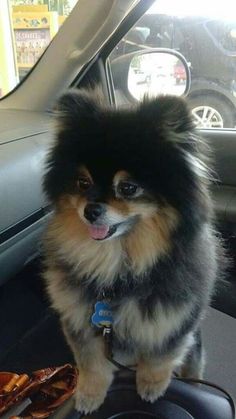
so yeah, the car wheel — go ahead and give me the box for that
[188,96,235,128]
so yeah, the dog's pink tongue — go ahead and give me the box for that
[88,225,109,240]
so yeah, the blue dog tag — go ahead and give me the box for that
[91,301,113,328]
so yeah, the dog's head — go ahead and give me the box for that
[44,89,210,249]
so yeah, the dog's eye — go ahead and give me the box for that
[77,177,92,192]
[118,182,138,197]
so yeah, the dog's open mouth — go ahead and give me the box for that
[88,224,120,240]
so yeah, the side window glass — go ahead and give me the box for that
[0,0,78,99]
[108,1,236,129]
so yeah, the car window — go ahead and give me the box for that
[206,20,236,53]
[0,0,78,99]
[108,0,236,129]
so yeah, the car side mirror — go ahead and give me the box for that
[110,49,190,103]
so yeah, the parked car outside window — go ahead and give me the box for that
[109,0,236,129]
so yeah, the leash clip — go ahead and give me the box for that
[103,325,112,338]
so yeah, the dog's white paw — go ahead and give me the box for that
[74,387,106,414]
[136,365,171,403]
[74,370,112,414]
[137,375,170,402]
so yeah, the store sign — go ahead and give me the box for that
[14,28,50,66]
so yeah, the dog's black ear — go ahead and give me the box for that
[139,96,210,180]
[54,88,104,130]
[139,95,194,134]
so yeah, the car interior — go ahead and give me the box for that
[0,0,236,418]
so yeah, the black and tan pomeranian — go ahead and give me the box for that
[43,89,221,413]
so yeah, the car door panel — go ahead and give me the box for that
[0,111,52,284]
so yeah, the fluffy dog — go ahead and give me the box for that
[43,89,220,413]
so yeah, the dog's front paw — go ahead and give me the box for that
[74,387,106,414]
[136,364,172,403]
[74,371,111,414]
[136,374,170,402]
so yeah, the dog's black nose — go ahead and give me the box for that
[84,203,104,223]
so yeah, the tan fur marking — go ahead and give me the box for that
[47,194,178,281]
[77,369,110,397]
[124,205,178,275]
[43,268,90,330]
[107,198,129,216]
[78,165,93,183]
[137,359,174,402]
[46,204,124,286]
[113,170,131,186]
[55,197,89,238]
[67,329,115,413]
[138,359,173,382]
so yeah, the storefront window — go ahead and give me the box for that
[0,0,78,98]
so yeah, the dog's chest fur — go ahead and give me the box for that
[45,216,208,354]
[46,264,193,355]
[113,298,192,351]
